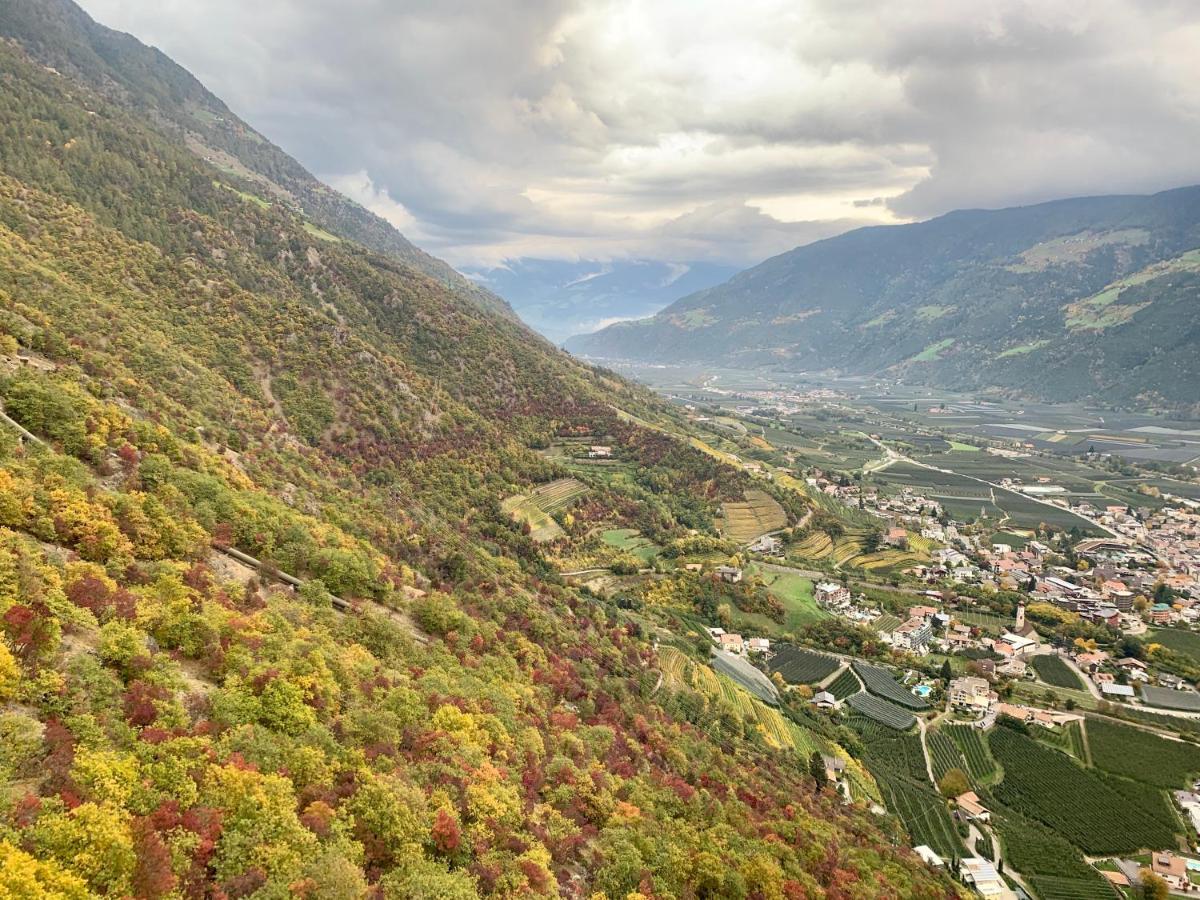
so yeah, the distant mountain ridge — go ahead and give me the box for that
[569,187,1200,411]
[0,0,514,319]
[467,258,738,344]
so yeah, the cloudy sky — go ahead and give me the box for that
[81,0,1200,269]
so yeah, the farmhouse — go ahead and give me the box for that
[955,791,990,823]
[811,690,837,709]
[913,845,945,868]
[749,535,782,554]
[718,633,745,654]
[746,637,771,654]
[716,566,743,584]
[588,445,612,458]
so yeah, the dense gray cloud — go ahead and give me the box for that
[81,0,1200,267]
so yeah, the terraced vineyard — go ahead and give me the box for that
[532,477,590,513]
[719,489,787,543]
[945,725,998,782]
[1031,654,1085,690]
[847,693,917,730]
[768,646,841,684]
[502,477,588,542]
[853,661,929,710]
[872,614,902,635]
[875,773,963,861]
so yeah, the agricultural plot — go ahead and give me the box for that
[768,646,840,684]
[1035,721,1088,763]
[852,661,930,710]
[712,651,780,705]
[989,727,1179,854]
[856,723,928,781]
[872,614,902,635]
[600,528,660,563]
[719,489,787,543]
[1149,627,1200,664]
[846,693,917,730]
[927,730,968,781]
[953,609,1010,635]
[874,771,962,861]
[1141,685,1200,712]
[1031,654,1084,690]
[826,667,861,701]
[501,495,564,542]
[502,477,588,542]
[533,477,589,513]
[1086,718,1200,788]
[750,566,828,629]
[945,725,997,782]
[992,809,1118,900]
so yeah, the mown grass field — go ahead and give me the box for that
[749,564,828,629]
[601,528,660,563]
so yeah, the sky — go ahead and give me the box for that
[80,0,1200,269]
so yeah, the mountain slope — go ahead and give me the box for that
[0,0,513,319]
[0,14,955,900]
[467,258,738,344]
[570,188,1200,410]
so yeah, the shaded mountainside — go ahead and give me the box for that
[467,258,738,345]
[569,188,1200,411]
[0,12,958,900]
[0,0,513,320]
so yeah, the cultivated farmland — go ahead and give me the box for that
[1086,718,1200,788]
[719,489,787,543]
[846,693,917,730]
[827,667,861,700]
[945,725,997,782]
[1031,654,1084,690]
[1141,685,1200,712]
[853,661,930,710]
[501,477,588,542]
[989,727,1179,854]
[927,730,968,781]
[768,646,841,684]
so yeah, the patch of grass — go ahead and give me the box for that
[302,221,344,242]
[910,338,954,362]
[749,564,827,629]
[998,339,1050,358]
[601,528,659,563]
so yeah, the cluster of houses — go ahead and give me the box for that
[704,626,769,657]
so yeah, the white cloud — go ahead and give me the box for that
[79,0,1200,268]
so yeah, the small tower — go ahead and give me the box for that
[1015,603,1026,632]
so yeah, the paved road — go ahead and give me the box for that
[866,437,1122,539]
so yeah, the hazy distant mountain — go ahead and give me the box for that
[569,187,1200,411]
[468,258,738,344]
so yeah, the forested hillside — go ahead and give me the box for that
[570,188,1200,411]
[0,13,957,900]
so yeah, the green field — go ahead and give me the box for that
[1149,627,1200,664]
[750,565,828,630]
[989,727,1179,855]
[601,528,660,563]
[1086,718,1200,788]
[945,725,998,783]
[1031,654,1085,690]
[502,477,589,542]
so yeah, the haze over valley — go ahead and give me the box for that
[1,2,1200,898]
